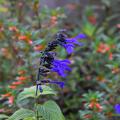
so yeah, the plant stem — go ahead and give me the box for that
[34,0,41,29]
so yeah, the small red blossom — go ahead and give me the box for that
[112,67,120,74]
[9,85,17,89]
[34,45,44,51]
[84,114,92,119]
[88,15,97,25]
[8,96,14,105]
[50,16,58,26]
[2,93,12,98]
[9,26,19,32]
[18,35,33,45]
[97,43,110,54]
[18,70,26,75]
[11,81,23,85]
[109,52,113,60]
[1,48,12,59]
[16,76,28,81]
[0,108,5,113]
[89,102,103,112]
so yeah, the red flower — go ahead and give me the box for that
[9,26,18,32]
[84,114,92,119]
[1,93,12,98]
[11,81,23,85]
[88,15,97,25]
[97,43,110,54]
[16,76,27,81]
[18,35,33,45]
[9,85,17,89]
[8,96,14,105]
[109,52,113,60]
[89,102,103,112]
[18,70,26,75]
[34,45,44,51]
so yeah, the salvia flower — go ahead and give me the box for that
[114,104,120,114]
[51,59,71,77]
[35,30,86,94]
[57,33,85,54]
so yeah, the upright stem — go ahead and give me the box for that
[35,68,41,120]
[33,0,41,29]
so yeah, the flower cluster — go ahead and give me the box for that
[36,30,86,94]
[97,42,115,60]
[9,26,33,45]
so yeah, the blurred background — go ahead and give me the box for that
[0,0,120,120]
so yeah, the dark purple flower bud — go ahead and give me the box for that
[39,84,43,93]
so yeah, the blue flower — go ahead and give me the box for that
[114,104,120,114]
[60,34,85,54]
[51,59,71,77]
[41,79,65,88]
[49,80,65,88]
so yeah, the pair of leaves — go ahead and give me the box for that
[8,101,65,120]
[17,85,56,104]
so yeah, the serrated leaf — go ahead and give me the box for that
[8,108,35,120]
[17,85,56,104]
[37,100,65,120]
[0,114,8,119]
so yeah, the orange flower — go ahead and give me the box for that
[18,35,33,45]
[50,16,58,26]
[89,102,103,112]
[9,26,19,32]
[11,81,23,85]
[1,93,12,98]
[34,45,44,51]
[0,108,5,113]
[88,15,96,25]
[16,76,28,81]
[8,96,14,105]
[18,70,26,75]
[1,48,12,59]
[95,103,103,112]
[84,114,92,119]
[109,52,113,60]
[97,43,110,54]
[112,67,120,74]
[9,85,17,89]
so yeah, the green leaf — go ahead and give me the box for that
[82,21,96,37]
[8,108,35,120]
[37,100,65,120]
[17,85,56,104]
[33,39,44,45]
[0,114,8,119]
